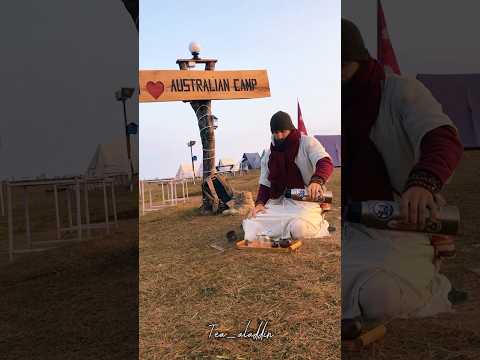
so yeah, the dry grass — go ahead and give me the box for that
[342,151,480,360]
[0,185,138,360]
[140,169,341,359]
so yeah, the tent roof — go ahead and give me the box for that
[241,152,261,169]
[417,74,480,148]
[176,163,200,179]
[86,138,138,177]
[314,135,341,167]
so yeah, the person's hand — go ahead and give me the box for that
[307,182,324,201]
[400,186,439,227]
[249,203,267,218]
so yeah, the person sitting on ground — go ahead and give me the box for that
[242,110,334,240]
[341,18,463,336]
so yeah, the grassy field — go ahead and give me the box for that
[0,184,138,359]
[140,169,342,359]
[1,150,478,359]
[342,151,480,360]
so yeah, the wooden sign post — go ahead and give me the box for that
[139,70,270,102]
[139,48,270,213]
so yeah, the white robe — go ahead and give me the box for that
[343,74,458,320]
[243,135,331,241]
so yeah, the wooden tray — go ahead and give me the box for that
[236,239,303,252]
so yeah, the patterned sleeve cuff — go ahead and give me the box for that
[404,170,443,194]
[309,176,326,186]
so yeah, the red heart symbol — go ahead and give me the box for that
[146,81,164,99]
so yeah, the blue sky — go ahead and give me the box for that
[140,0,341,179]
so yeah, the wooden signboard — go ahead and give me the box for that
[139,70,270,102]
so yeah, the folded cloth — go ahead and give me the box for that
[242,196,330,241]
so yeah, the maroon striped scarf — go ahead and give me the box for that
[267,129,305,198]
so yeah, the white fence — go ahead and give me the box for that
[4,176,119,262]
[140,179,189,215]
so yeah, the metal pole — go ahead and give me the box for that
[0,181,4,216]
[141,180,145,215]
[111,181,118,227]
[174,182,178,205]
[149,185,152,209]
[67,188,73,229]
[103,180,110,234]
[123,99,135,191]
[75,178,82,241]
[190,144,195,184]
[7,184,13,262]
[24,186,31,248]
[84,180,90,238]
[161,183,165,204]
[54,185,61,240]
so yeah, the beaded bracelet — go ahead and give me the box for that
[404,170,442,194]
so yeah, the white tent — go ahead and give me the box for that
[217,158,240,171]
[176,163,201,179]
[86,138,138,177]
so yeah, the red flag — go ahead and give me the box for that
[377,0,401,74]
[297,99,308,135]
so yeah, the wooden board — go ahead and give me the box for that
[139,70,270,102]
[236,239,302,252]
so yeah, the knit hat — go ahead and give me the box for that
[342,18,370,62]
[270,111,295,133]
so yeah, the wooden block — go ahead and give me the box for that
[236,239,302,252]
[139,70,270,102]
[342,324,386,351]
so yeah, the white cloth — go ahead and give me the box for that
[370,74,457,193]
[342,222,452,320]
[344,74,456,320]
[242,197,330,240]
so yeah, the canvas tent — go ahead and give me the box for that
[240,153,261,169]
[417,74,480,148]
[86,137,138,177]
[314,135,341,167]
[176,163,201,179]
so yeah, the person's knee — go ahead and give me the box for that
[358,273,403,320]
[289,219,317,239]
